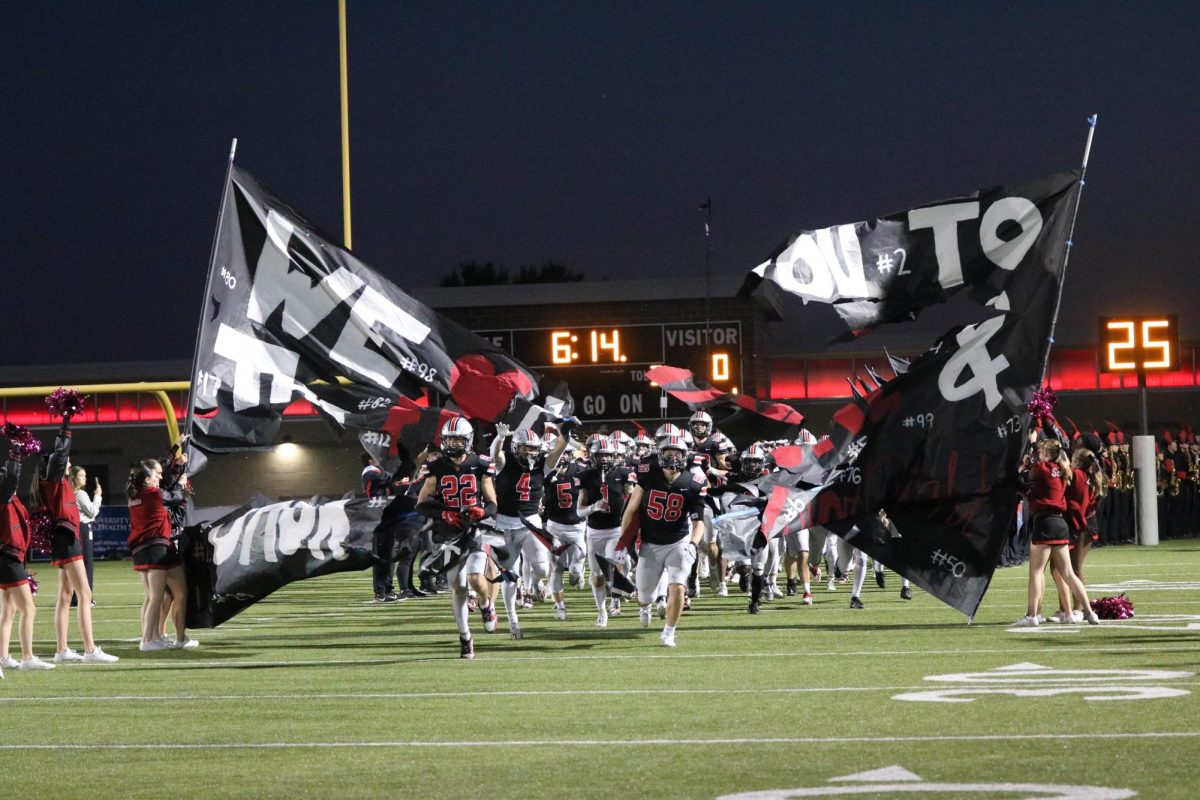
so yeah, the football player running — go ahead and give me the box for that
[416,417,498,659]
[489,424,569,639]
[578,434,636,626]
[544,441,588,620]
[619,434,707,647]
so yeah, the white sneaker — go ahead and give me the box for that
[54,648,84,663]
[139,638,170,652]
[1048,611,1074,625]
[595,611,608,628]
[19,656,55,671]
[826,579,836,592]
[1012,614,1040,628]
[660,629,676,648]
[1071,610,1084,624]
[0,656,18,669]
[172,636,200,649]
[509,624,523,641]
[610,599,622,617]
[638,606,652,627]
[1084,610,1101,625]
[655,599,667,619]
[82,646,119,664]
[716,582,728,597]
[553,604,567,621]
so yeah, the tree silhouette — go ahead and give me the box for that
[439,260,584,287]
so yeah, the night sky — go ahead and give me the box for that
[4,2,1198,367]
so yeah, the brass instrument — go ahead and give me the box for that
[1112,468,1125,491]
[1170,470,1182,497]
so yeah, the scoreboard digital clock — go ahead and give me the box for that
[1099,315,1179,373]
[475,322,743,422]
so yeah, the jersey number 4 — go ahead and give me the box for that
[439,474,478,509]
[645,489,685,522]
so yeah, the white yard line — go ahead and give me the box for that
[3,680,1200,704]
[1,731,1198,750]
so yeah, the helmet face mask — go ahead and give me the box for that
[442,435,469,457]
[659,446,688,470]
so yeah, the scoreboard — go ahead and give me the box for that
[475,321,744,422]
[1099,315,1179,373]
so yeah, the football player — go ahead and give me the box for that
[415,416,498,659]
[544,443,588,620]
[578,435,636,626]
[618,434,707,647]
[489,424,569,638]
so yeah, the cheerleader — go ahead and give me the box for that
[1067,449,1105,583]
[39,412,118,664]
[0,428,54,671]
[1014,438,1099,626]
[126,455,194,650]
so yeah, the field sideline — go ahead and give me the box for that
[2,541,1198,799]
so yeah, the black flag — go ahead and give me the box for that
[188,166,547,462]
[757,171,1080,617]
[742,170,1081,339]
[181,494,383,627]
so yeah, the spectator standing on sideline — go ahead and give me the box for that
[69,465,100,607]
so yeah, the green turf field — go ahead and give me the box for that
[2,541,1198,799]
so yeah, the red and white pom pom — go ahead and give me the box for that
[3,422,42,458]
[1090,593,1135,620]
[45,388,88,418]
[25,571,38,597]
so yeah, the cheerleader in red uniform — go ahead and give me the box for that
[40,413,118,664]
[1067,449,1106,582]
[127,454,194,651]
[1014,438,1099,626]
[0,427,55,671]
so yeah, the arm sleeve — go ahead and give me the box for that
[75,488,101,518]
[0,460,20,505]
[45,429,72,483]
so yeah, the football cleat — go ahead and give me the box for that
[748,601,761,615]
[481,603,497,633]
[554,604,567,621]
[459,635,475,660]
[802,592,813,605]
[595,611,609,628]
[900,586,913,601]
[786,578,797,596]
[875,569,886,589]
[509,624,524,640]
[849,596,865,609]
[638,605,653,627]
[660,629,676,648]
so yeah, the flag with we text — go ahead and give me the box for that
[188,166,545,463]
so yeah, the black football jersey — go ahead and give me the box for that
[544,462,583,525]
[424,454,495,511]
[495,454,546,517]
[579,464,636,530]
[634,462,707,545]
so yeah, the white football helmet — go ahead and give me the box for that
[688,410,713,439]
[440,416,474,456]
[657,434,690,470]
[510,428,542,467]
